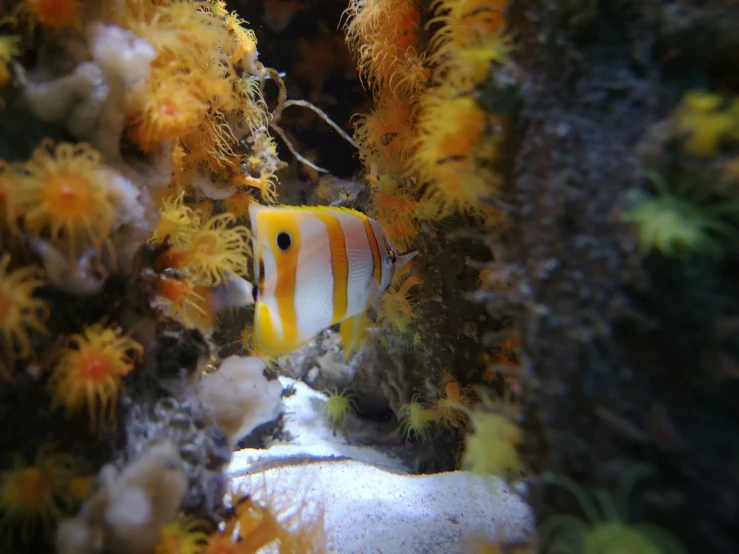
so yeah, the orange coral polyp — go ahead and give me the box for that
[426,163,495,215]
[41,174,93,219]
[155,275,208,327]
[157,277,192,305]
[379,4,421,50]
[14,469,51,508]
[410,94,490,205]
[75,352,114,384]
[26,0,80,28]
[353,95,416,166]
[48,321,143,429]
[0,255,49,378]
[14,140,113,257]
[127,84,207,151]
[0,445,75,543]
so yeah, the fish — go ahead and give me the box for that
[248,202,418,356]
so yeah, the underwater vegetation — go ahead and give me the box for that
[0,0,738,553]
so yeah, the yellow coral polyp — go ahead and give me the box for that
[184,213,251,286]
[323,389,357,428]
[0,35,20,89]
[68,475,92,503]
[430,162,497,216]
[124,0,222,66]
[677,91,739,158]
[462,410,521,476]
[48,321,143,430]
[0,444,75,544]
[0,36,19,65]
[183,284,219,331]
[223,11,258,66]
[427,0,507,59]
[185,115,240,173]
[154,514,210,554]
[441,32,512,88]
[127,81,208,151]
[377,274,422,338]
[370,185,421,244]
[416,94,486,163]
[149,191,197,247]
[237,75,269,131]
[0,254,49,379]
[398,396,437,441]
[410,92,499,215]
[12,140,114,257]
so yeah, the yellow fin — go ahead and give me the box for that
[340,310,369,357]
[267,204,369,218]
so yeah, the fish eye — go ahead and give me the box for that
[276,232,292,251]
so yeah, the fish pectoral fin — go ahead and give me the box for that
[209,273,256,311]
[340,310,369,358]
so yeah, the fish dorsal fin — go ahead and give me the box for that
[291,204,370,219]
[250,203,368,217]
[247,199,266,223]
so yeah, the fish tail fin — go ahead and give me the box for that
[340,310,369,357]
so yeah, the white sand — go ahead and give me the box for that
[227,378,534,553]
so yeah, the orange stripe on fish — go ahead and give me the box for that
[361,215,382,284]
[314,211,349,324]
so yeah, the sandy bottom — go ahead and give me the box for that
[228,378,534,553]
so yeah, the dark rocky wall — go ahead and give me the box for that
[504,1,739,552]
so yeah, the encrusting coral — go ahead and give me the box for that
[0,0,329,551]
